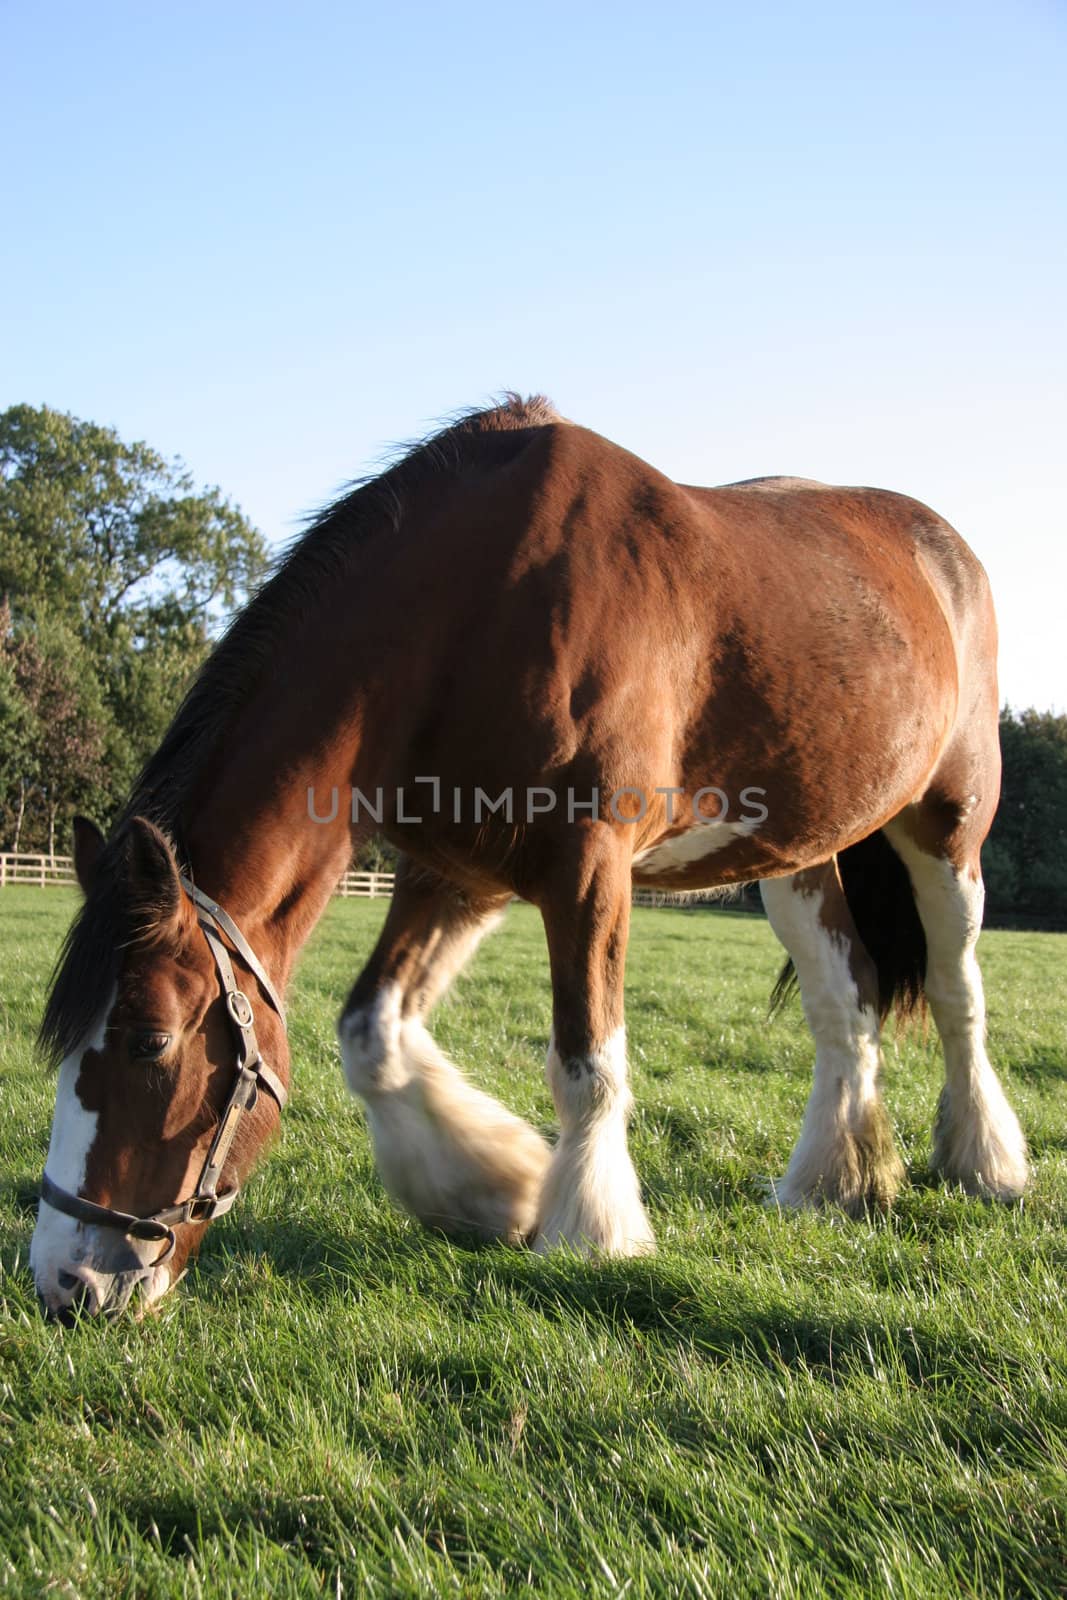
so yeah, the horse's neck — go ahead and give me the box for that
[167,525,397,986]
[179,709,359,991]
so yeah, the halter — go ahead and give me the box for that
[39,878,288,1266]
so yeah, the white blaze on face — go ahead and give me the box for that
[31,990,173,1315]
[30,1005,108,1298]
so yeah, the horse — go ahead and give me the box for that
[30,394,1028,1319]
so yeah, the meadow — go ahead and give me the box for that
[0,886,1064,1598]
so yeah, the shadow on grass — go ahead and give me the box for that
[1008,1052,1067,1084]
[189,1204,1019,1392]
[8,1179,43,1218]
[100,1478,507,1584]
[9,1164,1063,1395]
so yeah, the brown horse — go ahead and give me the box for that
[30,395,1027,1319]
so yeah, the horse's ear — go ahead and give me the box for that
[71,816,107,895]
[121,817,186,941]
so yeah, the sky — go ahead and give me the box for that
[2,0,1064,711]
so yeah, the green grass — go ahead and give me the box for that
[1,887,1065,1598]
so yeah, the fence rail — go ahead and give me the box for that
[0,857,761,914]
[0,853,79,887]
[0,853,400,899]
[334,869,397,898]
[0,857,750,905]
[2,854,1059,926]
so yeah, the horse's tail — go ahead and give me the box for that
[770,832,927,1023]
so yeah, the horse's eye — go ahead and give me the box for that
[132,1031,172,1061]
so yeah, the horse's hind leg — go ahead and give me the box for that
[534,826,655,1256]
[338,858,550,1241]
[761,859,904,1215]
[884,810,1028,1198]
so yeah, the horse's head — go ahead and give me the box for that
[31,816,288,1320]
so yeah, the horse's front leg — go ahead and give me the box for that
[338,858,550,1241]
[534,825,655,1256]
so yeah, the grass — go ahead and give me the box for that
[0,886,1065,1598]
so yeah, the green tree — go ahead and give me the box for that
[0,602,38,849]
[2,609,109,853]
[0,405,269,845]
[985,707,1067,924]
[0,405,265,638]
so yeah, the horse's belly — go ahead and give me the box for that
[628,743,934,886]
[630,816,800,888]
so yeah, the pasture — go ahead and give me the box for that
[0,887,1064,1598]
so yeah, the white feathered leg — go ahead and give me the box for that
[761,863,904,1214]
[534,829,654,1256]
[884,825,1028,1198]
[534,1027,655,1256]
[339,865,550,1241]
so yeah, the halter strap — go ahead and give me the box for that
[39,879,288,1264]
[179,877,285,1020]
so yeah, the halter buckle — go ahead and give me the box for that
[227,989,255,1029]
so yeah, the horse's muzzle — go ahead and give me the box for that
[37,1262,152,1320]
[31,1220,173,1321]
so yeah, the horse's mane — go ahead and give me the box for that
[39,393,560,1065]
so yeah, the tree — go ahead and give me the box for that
[1,609,108,853]
[0,405,265,640]
[0,405,269,846]
[984,708,1067,924]
[0,602,38,849]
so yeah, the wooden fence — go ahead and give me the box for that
[2,854,1058,926]
[0,854,400,899]
[334,869,397,898]
[0,856,758,912]
[0,853,80,888]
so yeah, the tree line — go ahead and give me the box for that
[1,405,1063,921]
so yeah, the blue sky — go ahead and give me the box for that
[2,1,1064,709]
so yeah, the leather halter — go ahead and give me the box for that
[39,877,288,1266]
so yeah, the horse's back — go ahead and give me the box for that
[347,415,997,884]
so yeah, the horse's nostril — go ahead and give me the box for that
[50,1270,97,1319]
[39,1285,88,1324]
